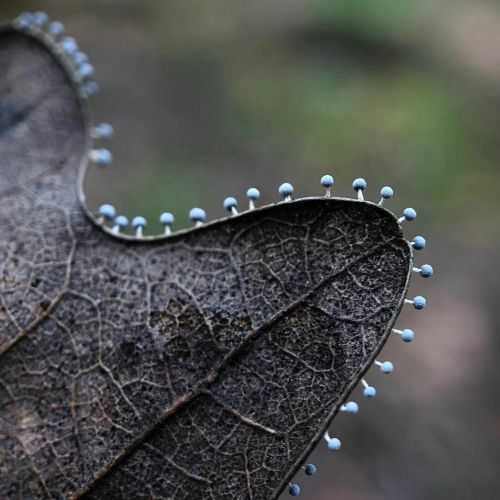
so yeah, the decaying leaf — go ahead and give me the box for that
[0,20,412,499]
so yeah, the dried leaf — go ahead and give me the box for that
[0,24,412,499]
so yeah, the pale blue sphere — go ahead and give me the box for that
[132,216,147,229]
[403,207,417,221]
[344,401,359,414]
[279,183,294,198]
[352,178,367,191]
[33,12,49,27]
[305,463,317,476]
[15,13,35,30]
[401,329,415,342]
[72,51,89,66]
[189,208,206,222]
[115,215,128,229]
[413,296,427,310]
[328,437,341,451]
[96,123,114,139]
[99,204,115,220]
[159,212,174,226]
[247,188,260,200]
[380,186,394,199]
[92,149,112,167]
[321,175,334,188]
[381,361,394,374]
[84,81,100,96]
[78,63,95,80]
[48,21,65,39]
[364,386,376,398]
[61,36,78,56]
[223,197,238,212]
[412,236,426,250]
[420,264,433,278]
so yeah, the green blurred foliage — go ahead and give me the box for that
[4,0,495,233]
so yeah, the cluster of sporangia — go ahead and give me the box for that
[12,11,434,497]
[93,176,433,495]
[94,178,432,498]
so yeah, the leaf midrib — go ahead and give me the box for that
[74,232,402,498]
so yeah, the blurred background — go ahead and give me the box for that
[2,1,500,498]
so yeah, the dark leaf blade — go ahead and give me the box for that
[0,28,86,353]
[86,238,410,500]
[0,25,412,499]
